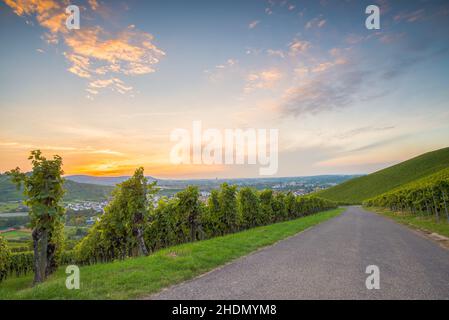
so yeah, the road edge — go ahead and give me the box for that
[364,207,449,250]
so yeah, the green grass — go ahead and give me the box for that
[367,207,449,238]
[0,208,343,300]
[1,230,31,241]
[318,147,449,204]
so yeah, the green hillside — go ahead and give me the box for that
[0,174,113,202]
[319,147,449,204]
[387,166,449,193]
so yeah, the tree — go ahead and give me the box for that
[7,150,65,284]
[438,180,449,222]
[218,183,238,233]
[273,192,288,222]
[203,189,223,236]
[237,187,260,228]
[259,189,274,224]
[119,168,155,256]
[284,192,296,219]
[0,235,11,283]
[145,197,177,251]
[176,186,202,242]
[76,168,157,262]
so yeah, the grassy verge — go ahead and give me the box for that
[366,207,449,238]
[2,230,31,241]
[0,208,343,300]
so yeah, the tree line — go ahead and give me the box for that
[75,175,336,265]
[0,150,336,284]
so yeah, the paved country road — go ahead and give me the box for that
[150,206,449,300]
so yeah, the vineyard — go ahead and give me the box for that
[364,167,449,222]
[0,170,336,283]
[320,147,449,204]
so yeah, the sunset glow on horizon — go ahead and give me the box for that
[1,0,449,179]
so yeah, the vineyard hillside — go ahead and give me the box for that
[318,147,449,204]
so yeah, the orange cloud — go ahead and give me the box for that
[4,0,68,33]
[244,69,282,93]
[288,39,311,56]
[3,0,165,99]
[88,0,98,11]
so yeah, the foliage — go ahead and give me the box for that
[0,235,11,282]
[0,209,342,300]
[319,147,449,204]
[364,167,449,222]
[8,252,34,277]
[237,187,261,228]
[6,150,66,283]
[75,168,157,264]
[218,183,238,234]
[76,179,336,265]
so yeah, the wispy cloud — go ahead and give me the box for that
[288,38,311,56]
[280,68,367,117]
[266,49,285,58]
[394,9,425,23]
[248,20,260,29]
[204,59,238,82]
[335,126,395,139]
[3,0,165,99]
[305,16,326,29]
[0,140,124,156]
[88,0,99,11]
[244,68,282,93]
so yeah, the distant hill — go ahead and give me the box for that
[318,147,449,204]
[0,174,113,202]
[65,175,156,186]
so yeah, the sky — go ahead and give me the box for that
[0,0,449,179]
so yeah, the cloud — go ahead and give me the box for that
[204,59,238,82]
[244,68,282,93]
[266,49,285,58]
[63,25,165,79]
[335,126,395,139]
[394,9,425,23]
[345,34,368,45]
[288,39,311,56]
[310,57,347,73]
[248,20,260,29]
[378,32,405,44]
[305,17,326,29]
[88,0,99,11]
[280,69,367,117]
[294,67,309,77]
[4,0,68,33]
[3,0,165,98]
[380,47,449,80]
[0,140,124,156]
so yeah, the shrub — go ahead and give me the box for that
[9,251,34,277]
[74,182,337,266]
[0,235,12,282]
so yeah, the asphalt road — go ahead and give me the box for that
[151,206,449,299]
